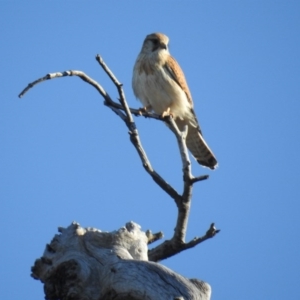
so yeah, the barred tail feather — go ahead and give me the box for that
[185,125,218,170]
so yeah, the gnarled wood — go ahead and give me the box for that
[32,222,211,300]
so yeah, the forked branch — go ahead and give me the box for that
[19,55,219,262]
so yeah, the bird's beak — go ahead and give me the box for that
[160,43,167,50]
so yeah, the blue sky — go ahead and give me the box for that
[1,1,299,299]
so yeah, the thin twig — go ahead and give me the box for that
[191,175,209,184]
[96,55,134,125]
[19,71,113,102]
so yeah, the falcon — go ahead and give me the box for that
[132,33,217,169]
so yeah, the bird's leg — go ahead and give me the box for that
[138,104,152,115]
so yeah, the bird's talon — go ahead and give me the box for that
[162,107,173,118]
[138,107,147,115]
[138,105,152,116]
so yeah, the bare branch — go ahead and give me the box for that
[148,223,220,262]
[18,68,162,122]
[18,67,182,202]
[96,55,184,202]
[18,56,219,264]
[183,223,221,250]
[142,115,214,261]
[18,70,113,101]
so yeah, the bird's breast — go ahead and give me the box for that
[133,64,191,119]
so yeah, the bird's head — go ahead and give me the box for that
[140,33,170,55]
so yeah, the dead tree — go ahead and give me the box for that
[19,55,220,300]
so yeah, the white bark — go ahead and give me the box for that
[32,222,211,300]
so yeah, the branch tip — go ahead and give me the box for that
[191,175,209,184]
[206,223,220,238]
[146,230,164,244]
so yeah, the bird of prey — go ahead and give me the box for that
[132,33,217,169]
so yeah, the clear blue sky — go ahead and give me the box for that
[1,1,299,299]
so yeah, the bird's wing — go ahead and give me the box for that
[164,55,217,169]
[164,55,193,106]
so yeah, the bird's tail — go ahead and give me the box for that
[186,125,218,169]
[175,119,218,170]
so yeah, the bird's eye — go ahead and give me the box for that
[152,39,159,45]
[151,39,160,52]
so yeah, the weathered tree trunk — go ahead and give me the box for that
[32,222,211,300]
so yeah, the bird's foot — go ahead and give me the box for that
[138,105,152,115]
[161,107,173,118]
